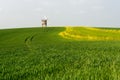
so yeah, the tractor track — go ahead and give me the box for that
[24,34,36,52]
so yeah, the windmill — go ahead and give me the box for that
[41,16,48,27]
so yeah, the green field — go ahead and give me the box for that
[0,27,120,80]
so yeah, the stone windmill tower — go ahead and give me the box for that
[41,16,48,27]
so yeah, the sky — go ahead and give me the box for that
[0,0,120,29]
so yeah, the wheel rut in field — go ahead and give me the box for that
[24,34,36,52]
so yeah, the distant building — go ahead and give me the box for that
[41,16,48,27]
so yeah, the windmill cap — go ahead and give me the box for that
[42,16,48,20]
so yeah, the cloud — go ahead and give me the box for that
[0,8,3,12]
[68,0,86,5]
[68,0,103,5]
[42,1,52,6]
[79,10,87,14]
[92,6,104,10]
[24,0,33,2]
[34,8,43,12]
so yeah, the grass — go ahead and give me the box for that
[0,26,120,80]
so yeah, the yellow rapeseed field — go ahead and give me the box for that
[59,26,120,41]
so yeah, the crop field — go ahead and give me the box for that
[0,27,120,80]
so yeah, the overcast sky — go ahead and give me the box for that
[0,0,120,29]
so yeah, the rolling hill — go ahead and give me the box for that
[0,27,120,80]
